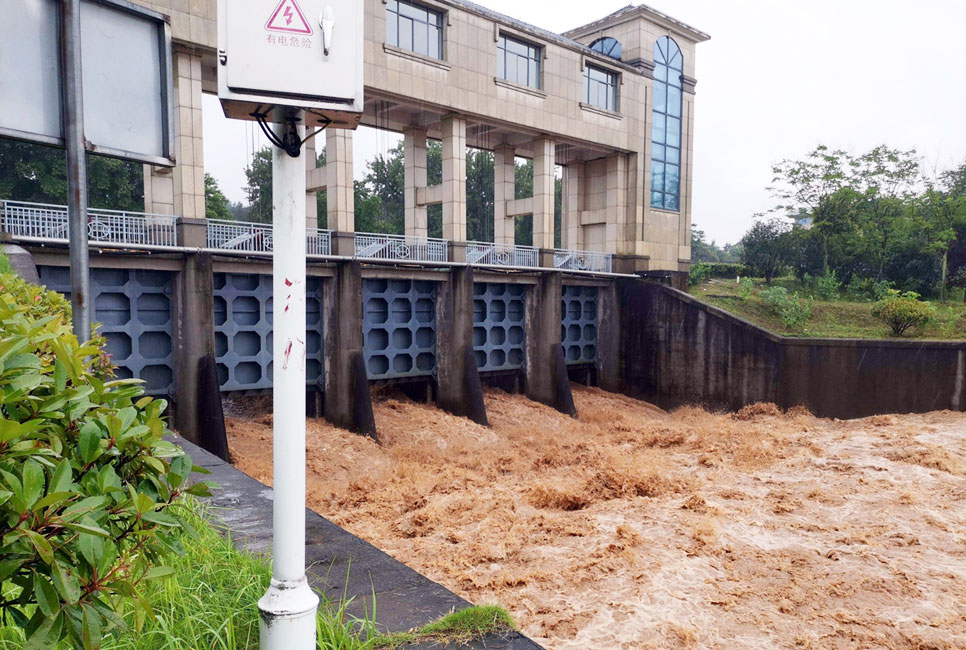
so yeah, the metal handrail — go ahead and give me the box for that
[353,232,449,263]
[466,241,539,268]
[553,248,613,273]
[206,219,334,256]
[1,199,178,247]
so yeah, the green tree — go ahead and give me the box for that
[850,146,920,282]
[691,224,721,263]
[741,217,793,283]
[204,173,230,221]
[0,138,143,211]
[914,165,966,301]
[242,147,273,223]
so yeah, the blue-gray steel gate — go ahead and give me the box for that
[38,266,176,396]
[473,282,526,373]
[213,273,324,392]
[561,285,598,365]
[362,279,436,380]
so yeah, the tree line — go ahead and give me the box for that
[698,146,966,301]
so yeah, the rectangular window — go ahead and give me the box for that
[584,64,618,112]
[386,0,443,60]
[497,34,541,89]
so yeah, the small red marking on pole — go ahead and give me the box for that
[283,340,293,369]
[265,0,313,36]
[285,278,293,287]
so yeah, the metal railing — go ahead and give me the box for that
[466,241,539,268]
[1,200,178,247]
[553,248,613,273]
[354,232,449,263]
[306,228,332,256]
[206,219,333,256]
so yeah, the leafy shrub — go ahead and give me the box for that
[814,270,841,300]
[688,262,712,287]
[0,274,114,379]
[871,290,935,336]
[846,276,875,301]
[739,277,754,300]
[871,280,895,302]
[761,286,813,331]
[0,273,213,649]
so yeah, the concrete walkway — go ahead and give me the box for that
[177,436,544,650]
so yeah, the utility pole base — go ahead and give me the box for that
[258,577,319,649]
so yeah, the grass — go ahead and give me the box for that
[0,499,514,650]
[689,277,966,340]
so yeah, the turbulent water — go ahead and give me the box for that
[226,386,966,650]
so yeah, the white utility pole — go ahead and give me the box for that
[257,114,319,648]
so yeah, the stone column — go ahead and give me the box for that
[145,48,204,219]
[493,144,515,246]
[172,252,216,444]
[605,154,628,255]
[435,266,487,424]
[561,163,582,250]
[404,127,428,238]
[441,115,467,246]
[532,137,556,251]
[326,128,355,255]
[304,136,319,230]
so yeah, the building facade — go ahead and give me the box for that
[140,0,708,275]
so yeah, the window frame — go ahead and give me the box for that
[497,32,543,90]
[583,62,619,113]
[386,0,445,61]
[650,36,684,212]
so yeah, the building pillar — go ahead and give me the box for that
[532,137,556,251]
[145,48,204,219]
[441,115,467,244]
[606,153,629,255]
[493,144,515,246]
[404,127,428,238]
[323,260,374,433]
[435,266,487,424]
[172,252,216,444]
[304,136,319,230]
[526,271,569,411]
[561,163,582,250]
[326,128,355,255]
[597,282,621,392]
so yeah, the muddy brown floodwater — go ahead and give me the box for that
[225,386,966,650]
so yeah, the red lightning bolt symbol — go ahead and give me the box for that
[284,5,293,25]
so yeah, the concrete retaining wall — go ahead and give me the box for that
[620,280,966,418]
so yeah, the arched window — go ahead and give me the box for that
[589,36,622,60]
[650,36,683,211]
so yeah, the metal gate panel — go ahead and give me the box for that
[561,285,598,365]
[362,278,436,380]
[473,282,525,373]
[38,265,175,396]
[213,273,324,392]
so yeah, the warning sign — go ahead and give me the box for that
[265,0,313,35]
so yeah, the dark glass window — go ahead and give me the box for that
[650,36,683,211]
[497,34,541,89]
[589,37,622,60]
[584,64,618,112]
[386,0,443,60]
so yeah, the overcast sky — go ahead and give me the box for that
[203,0,966,245]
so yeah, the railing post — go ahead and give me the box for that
[177,217,208,248]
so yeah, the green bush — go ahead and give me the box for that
[0,273,213,649]
[871,290,936,336]
[871,280,896,302]
[761,286,813,331]
[688,261,712,287]
[846,276,874,301]
[739,277,754,300]
[814,270,841,300]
